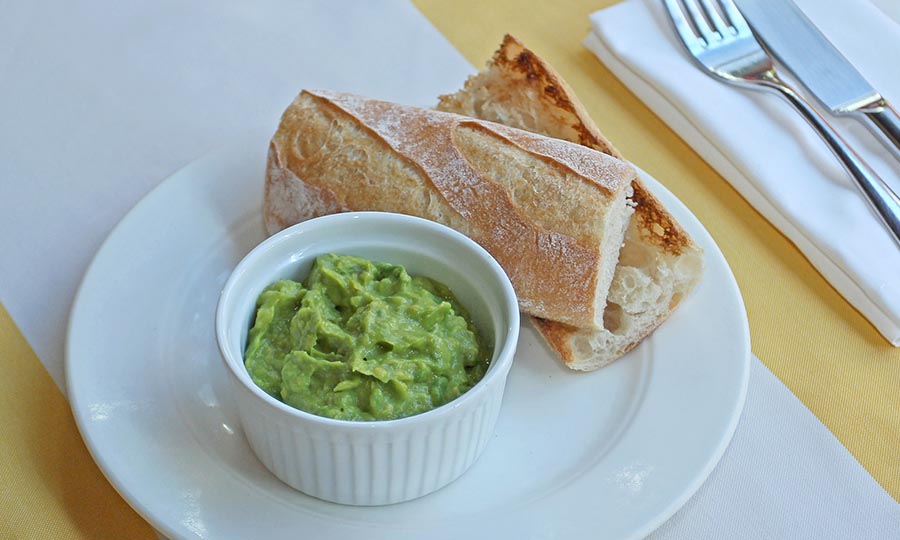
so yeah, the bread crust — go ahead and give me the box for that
[629,179,692,256]
[439,34,624,160]
[265,89,636,329]
[438,34,703,370]
[531,312,659,371]
[264,142,347,233]
[438,34,694,259]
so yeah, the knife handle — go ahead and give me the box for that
[763,80,900,248]
[856,99,900,162]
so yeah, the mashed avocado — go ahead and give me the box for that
[244,253,491,421]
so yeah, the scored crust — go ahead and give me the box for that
[265,89,636,330]
[437,35,694,256]
[437,34,703,370]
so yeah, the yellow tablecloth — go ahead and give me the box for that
[1,1,897,537]
[0,305,154,538]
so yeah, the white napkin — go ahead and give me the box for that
[585,0,900,345]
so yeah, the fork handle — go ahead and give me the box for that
[761,79,900,249]
[855,99,900,163]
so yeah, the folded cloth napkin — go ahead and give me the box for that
[585,0,900,345]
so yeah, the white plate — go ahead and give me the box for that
[67,132,750,540]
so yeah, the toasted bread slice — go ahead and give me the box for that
[437,34,704,370]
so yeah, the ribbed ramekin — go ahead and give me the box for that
[216,212,519,505]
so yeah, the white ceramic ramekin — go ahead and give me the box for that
[216,212,519,505]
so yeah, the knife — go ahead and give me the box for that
[735,0,900,161]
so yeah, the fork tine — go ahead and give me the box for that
[683,0,721,43]
[717,0,752,36]
[699,0,733,37]
[663,0,704,50]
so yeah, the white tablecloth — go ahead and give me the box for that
[0,1,897,538]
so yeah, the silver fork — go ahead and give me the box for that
[663,0,900,248]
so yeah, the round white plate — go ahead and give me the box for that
[67,133,750,540]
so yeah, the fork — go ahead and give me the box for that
[663,0,900,247]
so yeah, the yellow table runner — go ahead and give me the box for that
[0,304,154,539]
[414,0,899,499]
[1,1,896,538]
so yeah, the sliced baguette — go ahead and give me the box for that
[437,34,704,370]
[265,89,636,329]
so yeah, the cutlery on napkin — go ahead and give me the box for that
[737,0,900,162]
[585,0,900,345]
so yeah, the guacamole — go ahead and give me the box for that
[244,253,491,421]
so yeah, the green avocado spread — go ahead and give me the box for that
[244,253,491,421]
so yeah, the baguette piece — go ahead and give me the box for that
[265,89,636,329]
[437,35,704,370]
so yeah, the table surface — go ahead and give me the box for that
[1,0,897,538]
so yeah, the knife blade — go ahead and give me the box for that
[735,0,900,160]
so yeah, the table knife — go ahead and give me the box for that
[736,0,900,161]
